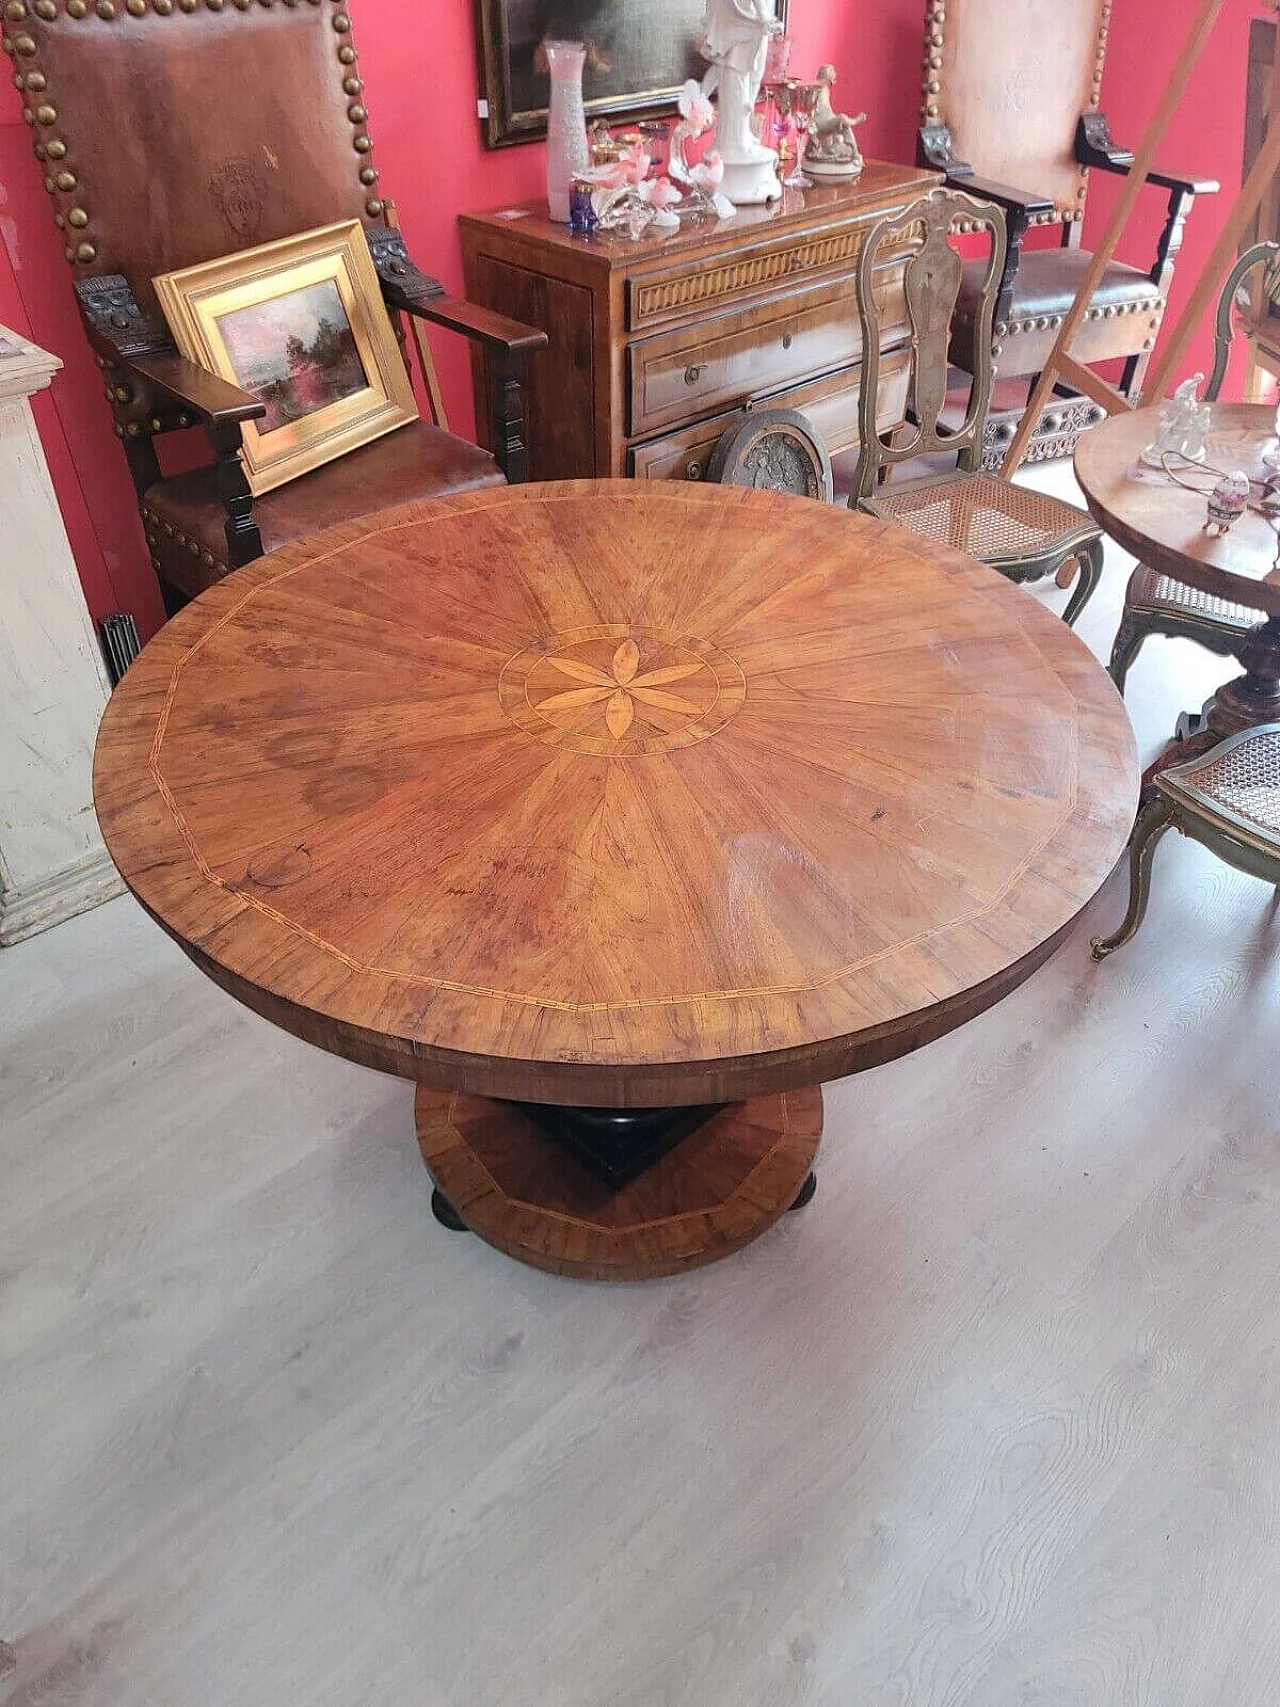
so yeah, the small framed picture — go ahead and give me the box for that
[154,221,418,496]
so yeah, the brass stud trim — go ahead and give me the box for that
[35,100,54,121]
[2,1,26,18]
[342,74,361,94]
[347,101,365,122]
[67,205,87,226]
[75,240,95,261]
[13,30,35,50]
[66,0,85,12]
[352,132,370,153]
[358,164,377,185]
[336,42,354,61]
[45,136,65,156]
[365,197,383,217]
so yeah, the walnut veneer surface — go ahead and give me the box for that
[460,166,938,484]
[1076,405,1280,616]
[93,481,1138,1108]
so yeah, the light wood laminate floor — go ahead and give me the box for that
[2,468,1278,1707]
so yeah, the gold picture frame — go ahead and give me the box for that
[154,220,418,496]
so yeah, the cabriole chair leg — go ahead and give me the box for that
[1108,608,1150,694]
[1091,794,1176,960]
[1062,537,1105,628]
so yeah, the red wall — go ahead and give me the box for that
[0,0,1254,641]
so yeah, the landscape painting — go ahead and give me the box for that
[216,279,368,435]
[477,0,787,148]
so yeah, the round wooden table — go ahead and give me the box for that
[94,481,1137,1280]
[1075,402,1280,739]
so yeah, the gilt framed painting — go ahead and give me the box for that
[154,221,417,497]
[476,0,789,149]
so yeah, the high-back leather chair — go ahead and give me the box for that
[917,0,1217,468]
[1,0,545,612]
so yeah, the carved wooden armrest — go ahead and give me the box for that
[1075,115,1219,198]
[128,352,264,427]
[75,274,263,570]
[918,124,1054,220]
[416,297,548,358]
[366,229,547,484]
[367,230,547,356]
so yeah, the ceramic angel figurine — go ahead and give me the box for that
[698,0,783,205]
[804,64,866,182]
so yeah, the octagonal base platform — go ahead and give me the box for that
[415,1087,824,1281]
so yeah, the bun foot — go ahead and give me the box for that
[789,1170,818,1211]
[431,1187,469,1233]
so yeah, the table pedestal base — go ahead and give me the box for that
[415,1087,823,1280]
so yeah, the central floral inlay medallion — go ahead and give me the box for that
[498,625,746,757]
[537,637,709,742]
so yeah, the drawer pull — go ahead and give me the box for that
[684,364,702,386]
[686,460,703,481]
[782,332,794,350]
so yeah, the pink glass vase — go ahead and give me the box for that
[545,40,590,224]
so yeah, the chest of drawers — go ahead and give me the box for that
[459,163,938,486]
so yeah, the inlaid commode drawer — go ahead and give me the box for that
[626,261,910,440]
[630,346,912,484]
[627,218,899,332]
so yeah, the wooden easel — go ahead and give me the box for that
[1001,0,1280,478]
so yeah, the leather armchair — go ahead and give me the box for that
[1,0,547,612]
[917,0,1218,468]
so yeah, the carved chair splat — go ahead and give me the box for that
[851,188,1105,628]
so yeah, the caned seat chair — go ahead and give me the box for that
[1,0,546,615]
[850,187,1105,628]
[917,0,1217,468]
[1091,724,1280,959]
[1108,242,1280,695]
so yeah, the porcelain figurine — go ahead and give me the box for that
[670,80,736,219]
[1142,373,1211,467]
[698,0,783,205]
[804,64,866,182]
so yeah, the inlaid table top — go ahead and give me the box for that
[94,480,1138,1107]
[1075,403,1280,617]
